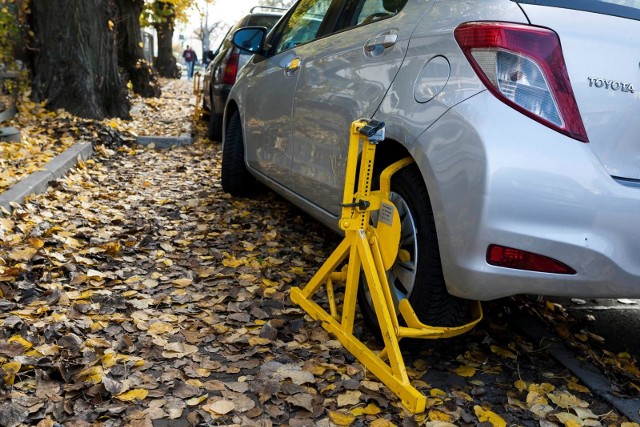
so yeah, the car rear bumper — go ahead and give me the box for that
[416,91,640,300]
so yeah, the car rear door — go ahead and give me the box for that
[243,0,336,189]
[289,0,431,214]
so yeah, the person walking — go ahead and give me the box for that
[182,45,197,80]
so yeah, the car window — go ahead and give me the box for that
[514,0,640,20]
[355,0,407,24]
[247,14,282,28]
[274,0,333,54]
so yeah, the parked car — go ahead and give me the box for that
[221,0,640,330]
[202,6,286,141]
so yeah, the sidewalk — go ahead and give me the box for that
[0,79,195,211]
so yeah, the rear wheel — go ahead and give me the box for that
[207,113,222,141]
[357,163,470,331]
[221,111,255,196]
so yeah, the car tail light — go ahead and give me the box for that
[223,52,240,85]
[487,244,576,274]
[454,22,588,142]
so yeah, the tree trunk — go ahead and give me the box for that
[30,0,130,119]
[153,2,179,79]
[115,0,161,98]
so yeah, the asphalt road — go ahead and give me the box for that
[551,297,640,356]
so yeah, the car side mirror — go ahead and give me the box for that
[232,27,267,54]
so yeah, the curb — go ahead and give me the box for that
[135,133,193,149]
[515,314,640,423]
[0,142,93,213]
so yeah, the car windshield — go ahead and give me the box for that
[516,0,640,20]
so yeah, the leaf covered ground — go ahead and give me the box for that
[0,80,639,427]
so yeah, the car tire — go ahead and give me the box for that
[201,101,211,122]
[221,111,255,196]
[207,113,223,142]
[357,163,470,332]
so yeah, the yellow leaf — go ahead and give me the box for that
[514,379,528,392]
[430,388,447,398]
[329,411,355,426]
[116,389,148,401]
[490,345,517,359]
[172,278,193,287]
[50,312,67,322]
[8,335,33,350]
[556,412,583,427]
[196,368,210,377]
[186,394,208,406]
[100,241,121,257]
[2,361,21,386]
[147,321,174,335]
[222,256,244,267]
[102,353,116,369]
[8,246,38,261]
[548,391,589,409]
[186,379,203,387]
[261,278,279,288]
[429,409,453,422]
[454,365,476,377]
[363,402,381,415]
[370,419,395,427]
[248,337,271,346]
[108,20,114,30]
[474,405,506,427]
[350,402,381,416]
[567,381,590,394]
[526,391,548,406]
[74,365,103,385]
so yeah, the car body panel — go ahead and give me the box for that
[418,90,640,300]
[519,4,640,180]
[377,0,527,146]
[243,51,300,188]
[290,1,433,213]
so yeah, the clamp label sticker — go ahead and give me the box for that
[379,202,395,226]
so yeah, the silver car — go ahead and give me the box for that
[221,0,640,328]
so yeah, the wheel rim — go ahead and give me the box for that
[367,191,418,307]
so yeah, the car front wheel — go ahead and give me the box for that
[357,163,470,331]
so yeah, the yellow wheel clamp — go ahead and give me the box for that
[193,71,203,121]
[290,119,483,414]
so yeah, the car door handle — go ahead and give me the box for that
[364,34,398,52]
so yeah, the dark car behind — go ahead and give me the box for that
[202,6,285,141]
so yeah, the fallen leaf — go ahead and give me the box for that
[203,399,235,415]
[474,405,506,427]
[453,365,476,377]
[328,410,355,426]
[116,389,148,401]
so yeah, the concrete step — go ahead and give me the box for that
[0,126,21,142]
